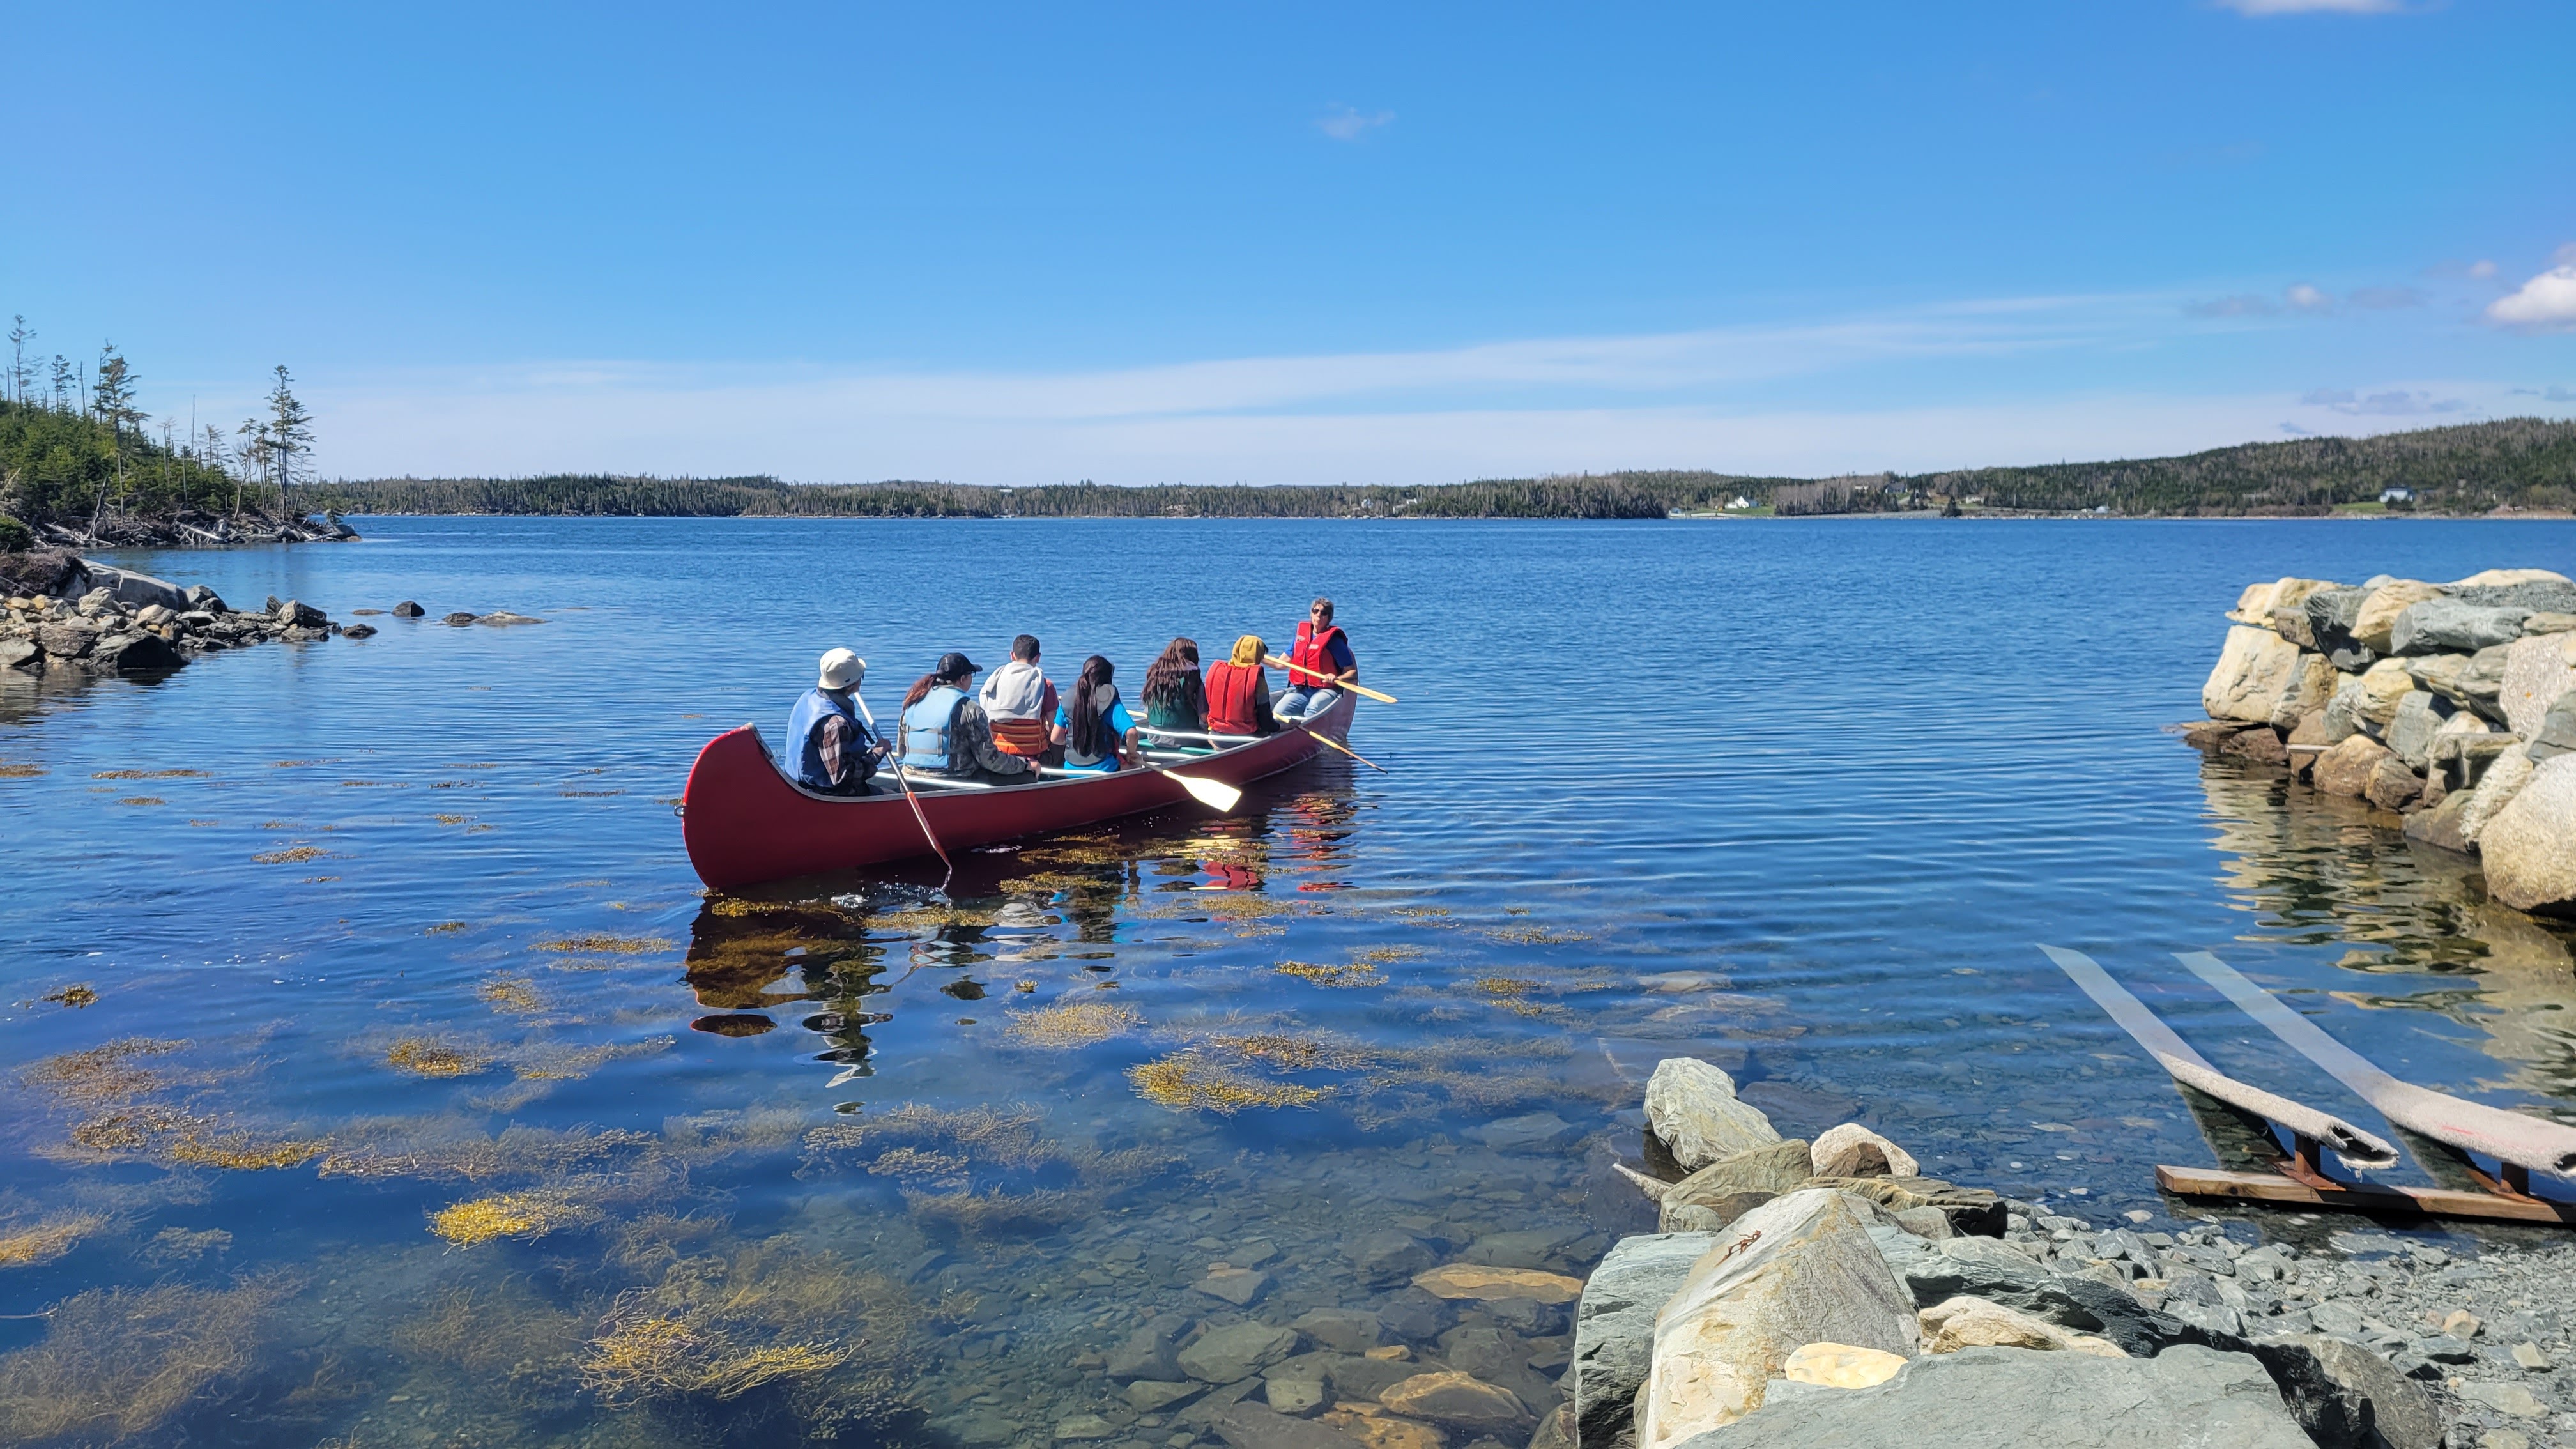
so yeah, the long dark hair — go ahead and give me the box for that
[1142,637,1202,710]
[1067,655,1117,758]
[901,664,962,709]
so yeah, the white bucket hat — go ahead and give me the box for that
[817,648,866,691]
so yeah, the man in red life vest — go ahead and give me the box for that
[1277,596,1356,724]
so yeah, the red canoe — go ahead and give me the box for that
[680,689,1356,891]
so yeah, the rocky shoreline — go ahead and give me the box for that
[0,551,362,677]
[2188,568,2576,916]
[22,509,359,549]
[1048,1061,2570,1449]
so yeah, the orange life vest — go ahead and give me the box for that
[1287,622,1346,689]
[1206,661,1265,735]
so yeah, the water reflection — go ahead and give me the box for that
[2197,758,2576,1103]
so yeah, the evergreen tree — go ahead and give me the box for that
[263,365,314,514]
[6,317,29,404]
[88,342,144,530]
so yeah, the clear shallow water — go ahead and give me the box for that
[3,516,2575,1447]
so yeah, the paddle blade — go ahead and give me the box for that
[1169,772,1242,812]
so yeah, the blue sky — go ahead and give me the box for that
[4,0,2572,484]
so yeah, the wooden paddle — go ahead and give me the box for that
[1301,728,1389,773]
[1264,654,1398,705]
[1038,763,1242,812]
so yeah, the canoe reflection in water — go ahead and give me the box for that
[676,772,1367,1079]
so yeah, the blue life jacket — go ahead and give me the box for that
[899,686,969,772]
[786,687,870,788]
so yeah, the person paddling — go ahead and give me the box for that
[980,634,1061,766]
[1052,654,1146,773]
[1275,596,1356,724]
[786,648,884,794]
[897,652,1039,784]
[1205,634,1280,739]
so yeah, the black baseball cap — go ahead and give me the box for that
[937,651,981,677]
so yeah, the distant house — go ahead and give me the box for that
[2381,486,2416,504]
[1724,496,1753,511]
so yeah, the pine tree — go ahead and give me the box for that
[87,342,145,532]
[6,316,29,404]
[237,417,272,516]
[263,365,314,516]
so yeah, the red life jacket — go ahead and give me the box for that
[1206,661,1265,735]
[1287,622,1346,689]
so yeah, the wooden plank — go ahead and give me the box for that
[2158,1165,2576,1225]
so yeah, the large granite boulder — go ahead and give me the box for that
[1660,1141,1814,1232]
[2458,749,2536,846]
[2202,627,2323,726]
[2241,1335,2443,1449]
[2382,691,2453,770]
[1807,1124,1917,1179]
[2319,677,2366,743]
[2449,567,2572,590]
[2428,726,2513,795]
[1675,1344,2312,1449]
[2500,631,2576,739]
[1918,1296,2125,1356]
[2479,755,2576,916]
[2452,576,2576,613]
[1871,1231,2181,1358]
[1637,1190,1917,1449]
[1644,1059,1782,1172]
[93,632,185,675]
[2388,599,2527,656]
[2353,658,2415,730]
[2311,735,2392,799]
[77,563,188,612]
[2402,788,2478,854]
[2352,581,2446,654]
[2304,587,2376,671]
[0,549,82,597]
[2227,578,2337,626]
[1572,1233,1714,1449]
[2407,643,2513,721]
[2363,756,2424,812]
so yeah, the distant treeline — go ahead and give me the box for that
[307,417,2576,521]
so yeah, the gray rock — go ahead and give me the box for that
[1473,1226,1584,1271]
[1197,1269,1273,1307]
[442,611,479,626]
[1109,1317,1190,1381]
[183,584,227,612]
[1890,1206,1953,1240]
[1263,1377,1327,1417]
[2385,691,2456,770]
[80,564,187,611]
[1685,1344,2311,1448]
[342,623,378,640]
[0,636,38,670]
[1349,1230,1438,1288]
[2499,632,2576,738]
[1127,1380,1205,1411]
[1572,1232,1713,1449]
[1658,1140,1814,1233]
[939,1408,1022,1446]
[93,632,185,675]
[1643,1059,1781,1172]
[276,598,327,628]
[2526,691,2576,762]
[1874,1232,2186,1358]
[2453,1381,2547,1418]
[2390,600,2529,656]
[2453,579,2576,614]
[1483,1113,1582,1152]
[36,623,93,659]
[1322,1353,1422,1402]
[1209,1404,1366,1449]
[1180,1323,1302,1384]
[392,600,425,617]
[1289,1309,1384,1354]
[2307,587,2378,671]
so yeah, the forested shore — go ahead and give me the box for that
[309,418,2576,521]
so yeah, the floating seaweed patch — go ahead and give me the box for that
[1128,1050,1331,1114]
[425,920,470,934]
[91,769,208,780]
[252,845,328,864]
[1275,960,1385,988]
[187,819,217,826]
[1204,1032,1377,1073]
[1002,999,1142,1048]
[116,795,164,806]
[429,1190,598,1246]
[536,933,673,954]
[39,985,97,1008]
[477,974,544,1013]
[0,1213,109,1269]
[300,875,339,884]
[144,1227,231,1262]
[432,814,471,825]
[0,1276,291,1442]
[659,1107,806,1165]
[317,1121,659,1183]
[166,1130,328,1170]
[19,1037,186,1105]
[512,1036,672,1083]
[385,1037,496,1078]
[1483,923,1595,944]
[0,763,46,779]
[390,1282,589,1411]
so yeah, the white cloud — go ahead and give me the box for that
[1316,104,1394,142]
[2215,0,2404,13]
[2184,293,2274,318]
[2470,259,2498,280]
[2284,284,2334,313]
[2299,388,2467,417]
[2487,265,2576,333]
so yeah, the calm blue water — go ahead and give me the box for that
[3,516,2573,1447]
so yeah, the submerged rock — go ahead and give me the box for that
[1181,1323,1303,1385]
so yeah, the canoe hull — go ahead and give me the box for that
[680,689,1355,891]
